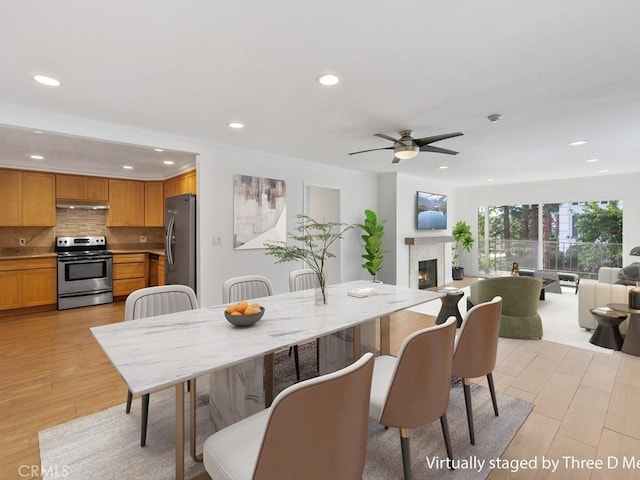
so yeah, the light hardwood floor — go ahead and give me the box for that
[2,285,640,479]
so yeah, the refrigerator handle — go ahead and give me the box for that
[166,214,175,267]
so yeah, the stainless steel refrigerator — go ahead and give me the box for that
[165,193,196,291]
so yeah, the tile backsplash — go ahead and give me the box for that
[0,208,164,251]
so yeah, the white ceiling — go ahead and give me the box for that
[1,0,639,185]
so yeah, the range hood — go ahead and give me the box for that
[56,200,110,210]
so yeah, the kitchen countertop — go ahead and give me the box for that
[0,251,57,260]
[110,248,164,256]
[0,248,165,260]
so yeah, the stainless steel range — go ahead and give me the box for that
[56,236,113,310]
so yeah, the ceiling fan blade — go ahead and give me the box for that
[414,132,463,147]
[419,145,459,155]
[348,146,395,155]
[374,133,399,143]
[391,156,401,164]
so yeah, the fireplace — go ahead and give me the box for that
[418,259,438,289]
[405,235,454,289]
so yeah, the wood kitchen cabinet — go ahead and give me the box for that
[148,254,165,286]
[56,174,109,201]
[145,182,164,227]
[23,172,56,226]
[0,258,57,311]
[0,169,21,226]
[164,170,196,199]
[113,253,148,297]
[107,179,145,226]
[0,170,55,226]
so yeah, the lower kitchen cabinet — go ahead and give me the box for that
[0,258,57,310]
[113,253,148,297]
[148,254,165,287]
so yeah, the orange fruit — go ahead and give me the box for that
[244,306,259,315]
[230,311,242,316]
[225,304,238,314]
[236,301,249,313]
[250,303,261,309]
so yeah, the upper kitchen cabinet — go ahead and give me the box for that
[0,169,21,226]
[0,170,56,226]
[108,179,145,226]
[23,172,56,226]
[56,174,109,201]
[164,170,196,199]
[144,181,164,227]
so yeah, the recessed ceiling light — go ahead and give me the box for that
[123,165,134,170]
[228,122,244,129]
[317,74,340,86]
[154,148,164,152]
[586,158,599,163]
[569,140,587,146]
[163,160,175,165]
[438,165,449,170]
[487,113,502,123]
[30,154,44,160]
[487,178,494,182]
[33,75,61,87]
[599,169,609,174]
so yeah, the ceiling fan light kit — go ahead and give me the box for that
[348,129,463,163]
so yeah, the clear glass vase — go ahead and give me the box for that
[315,271,328,305]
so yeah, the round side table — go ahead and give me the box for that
[589,307,627,351]
[436,290,465,327]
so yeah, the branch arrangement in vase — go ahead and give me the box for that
[264,214,354,304]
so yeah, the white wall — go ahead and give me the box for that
[379,172,456,287]
[453,174,640,276]
[197,144,378,305]
[0,104,379,306]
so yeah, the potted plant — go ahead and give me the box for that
[357,209,386,282]
[452,220,474,280]
[264,214,353,304]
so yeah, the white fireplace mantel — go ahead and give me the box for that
[405,235,454,245]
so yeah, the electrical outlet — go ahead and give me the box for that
[139,235,147,243]
[19,238,26,246]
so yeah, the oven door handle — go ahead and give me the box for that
[58,256,112,263]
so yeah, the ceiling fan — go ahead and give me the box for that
[349,130,463,164]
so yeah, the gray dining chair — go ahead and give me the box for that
[203,353,375,480]
[452,296,503,445]
[368,317,457,480]
[288,269,320,380]
[223,275,273,303]
[124,284,199,447]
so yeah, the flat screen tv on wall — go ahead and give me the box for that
[416,191,447,230]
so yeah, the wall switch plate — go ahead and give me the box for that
[212,235,222,246]
[19,238,26,246]
[139,235,147,243]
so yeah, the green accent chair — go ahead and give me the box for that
[467,276,543,339]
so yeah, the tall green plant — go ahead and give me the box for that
[357,209,386,281]
[452,220,474,268]
[264,215,353,303]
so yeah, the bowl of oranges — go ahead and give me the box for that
[224,300,265,327]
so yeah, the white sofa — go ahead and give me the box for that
[578,267,632,332]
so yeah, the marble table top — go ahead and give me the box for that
[91,281,442,395]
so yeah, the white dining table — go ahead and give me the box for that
[91,280,443,480]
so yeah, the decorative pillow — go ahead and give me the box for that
[616,262,640,285]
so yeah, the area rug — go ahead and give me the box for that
[39,347,533,480]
